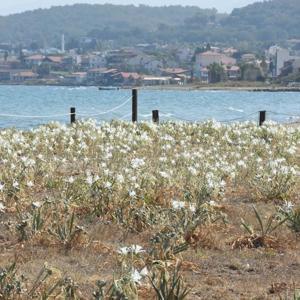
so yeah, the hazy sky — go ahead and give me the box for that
[0,0,260,16]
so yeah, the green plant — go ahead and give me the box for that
[241,205,287,238]
[48,211,85,249]
[232,205,288,249]
[279,206,300,233]
[93,280,107,300]
[0,262,23,299]
[149,262,190,300]
[107,276,137,300]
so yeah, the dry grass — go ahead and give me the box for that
[0,121,299,299]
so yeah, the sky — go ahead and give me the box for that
[0,0,260,16]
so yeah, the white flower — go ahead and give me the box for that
[86,175,93,186]
[0,183,4,192]
[116,174,124,183]
[129,190,136,198]
[189,203,196,213]
[131,158,145,169]
[13,181,19,189]
[172,200,185,210]
[209,200,217,207]
[67,176,75,184]
[118,244,145,255]
[140,267,148,276]
[32,201,42,209]
[131,269,142,283]
[159,171,169,179]
[0,202,5,212]
[281,200,294,213]
[27,181,34,188]
[104,181,112,189]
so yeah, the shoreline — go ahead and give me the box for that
[1,82,300,92]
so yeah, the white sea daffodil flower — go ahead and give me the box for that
[172,200,185,210]
[0,202,5,213]
[27,181,34,188]
[118,244,145,255]
[12,181,19,189]
[32,201,42,209]
[131,269,142,284]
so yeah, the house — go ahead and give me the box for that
[142,76,171,86]
[223,48,238,56]
[280,59,300,77]
[44,56,64,64]
[63,72,87,85]
[144,59,164,74]
[81,54,107,69]
[113,72,141,86]
[199,67,209,83]
[25,54,45,67]
[227,66,241,80]
[0,70,11,81]
[106,50,137,67]
[195,51,236,67]
[160,68,190,84]
[292,59,300,73]
[87,68,119,85]
[241,53,256,63]
[126,54,164,74]
[267,46,291,77]
[43,56,64,70]
[11,71,38,82]
[61,56,76,71]
[0,58,21,70]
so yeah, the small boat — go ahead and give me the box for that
[98,86,120,91]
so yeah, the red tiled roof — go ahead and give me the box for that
[120,72,140,80]
[25,55,45,61]
[14,71,38,77]
[45,56,64,63]
[161,68,188,74]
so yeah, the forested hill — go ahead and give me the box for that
[0,0,299,49]
[0,4,218,46]
[222,0,300,42]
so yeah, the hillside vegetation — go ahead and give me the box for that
[0,0,299,48]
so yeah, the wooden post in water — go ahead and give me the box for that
[132,89,138,123]
[152,110,159,124]
[70,107,76,124]
[259,110,266,126]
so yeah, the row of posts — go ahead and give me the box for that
[70,88,266,126]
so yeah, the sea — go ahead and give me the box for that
[0,85,299,128]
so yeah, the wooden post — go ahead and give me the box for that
[259,110,266,126]
[132,89,138,123]
[152,110,159,124]
[70,107,76,124]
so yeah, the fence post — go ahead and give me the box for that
[152,110,159,124]
[70,107,76,124]
[259,110,266,126]
[132,89,138,123]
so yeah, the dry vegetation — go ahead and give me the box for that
[0,120,299,299]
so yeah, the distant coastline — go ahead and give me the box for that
[1,82,300,92]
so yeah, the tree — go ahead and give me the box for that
[19,48,25,65]
[37,63,50,77]
[4,51,8,62]
[240,63,265,81]
[208,63,225,83]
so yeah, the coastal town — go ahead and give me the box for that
[0,36,300,87]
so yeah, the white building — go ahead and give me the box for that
[267,46,292,77]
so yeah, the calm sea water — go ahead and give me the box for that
[0,85,299,128]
